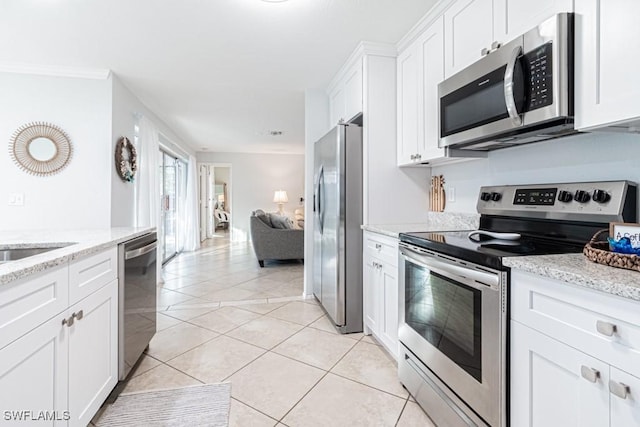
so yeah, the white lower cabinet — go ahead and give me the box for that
[68,280,118,427]
[0,248,119,427]
[363,231,399,359]
[0,313,69,426]
[510,270,640,426]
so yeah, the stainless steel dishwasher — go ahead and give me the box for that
[110,232,157,398]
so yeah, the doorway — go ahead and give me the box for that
[199,163,232,241]
[159,150,187,264]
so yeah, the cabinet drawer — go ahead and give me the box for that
[364,232,399,268]
[511,270,640,377]
[0,266,69,350]
[69,247,117,304]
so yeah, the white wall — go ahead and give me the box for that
[432,132,640,216]
[0,72,112,230]
[196,152,305,242]
[111,75,195,227]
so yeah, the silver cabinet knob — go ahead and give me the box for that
[74,310,84,321]
[596,320,617,336]
[491,41,502,51]
[62,316,74,327]
[415,154,422,160]
[609,380,630,399]
[581,366,600,383]
[410,154,416,160]
[375,243,382,250]
[481,47,489,56]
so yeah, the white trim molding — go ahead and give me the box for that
[0,62,111,80]
[396,0,456,53]
[326,41,397,94]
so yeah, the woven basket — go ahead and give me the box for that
[583,229,640,272]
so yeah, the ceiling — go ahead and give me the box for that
[0,0,437,154]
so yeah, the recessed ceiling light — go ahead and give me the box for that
[261,0,288,2]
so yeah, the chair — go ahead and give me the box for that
[249,211,304,267]
[215,209,229,229]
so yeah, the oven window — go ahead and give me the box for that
[405,263,482,381]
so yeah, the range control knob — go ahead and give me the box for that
[557,190,573,203]
[480,192,492,201]
[574,190,591,203]
[592,189,611,204]
[490,192,502,202]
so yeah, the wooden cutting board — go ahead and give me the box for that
[430,175,446,212]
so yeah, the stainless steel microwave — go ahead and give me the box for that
[438,13,575,151]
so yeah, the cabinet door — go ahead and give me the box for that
[494,0,573,45]
[444,0,495,78]
[610,367,640,427]
[397,45,420,166]
[575,0,640,130]
[510,321,609,427]
[344,63,363,122]
[0,314,68,426]
[378,261,399,360]
[328,86,345,127]
[68,280,118,427]
[419,16,446,161]
[363,252,379,336]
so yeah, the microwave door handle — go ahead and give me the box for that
[504,45,523,126]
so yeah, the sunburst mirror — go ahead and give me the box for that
[9,122,73,176]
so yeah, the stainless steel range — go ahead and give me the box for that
[398,181,637,427]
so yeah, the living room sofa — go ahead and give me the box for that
[249,210,304,267]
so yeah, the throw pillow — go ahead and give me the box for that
[270,214,293,229]
[254,210,272,227]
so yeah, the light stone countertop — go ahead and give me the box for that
[362,212,480,238]
[503,253,640,302]
[0,227,155,286]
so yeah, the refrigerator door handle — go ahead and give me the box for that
[318,166,324,233]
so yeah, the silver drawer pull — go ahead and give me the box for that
[375,243,382,250]
[596,320,617,336]
[62,316,74,327]
[581,366,600,383]
[609,380,630,399]
[74,310,84,321]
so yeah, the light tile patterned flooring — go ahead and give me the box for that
[94,236,435,426]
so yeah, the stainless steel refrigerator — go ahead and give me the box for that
[313,123,363,334]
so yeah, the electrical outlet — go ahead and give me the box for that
[8,193,24,206]
[447,187,456,202]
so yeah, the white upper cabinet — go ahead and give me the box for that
[575,0,640,131]
[397,45,420,165]
[444,0,495,78]
[494,0,573,46]
[397,17,447,166]
[328,62,362,126]
[444,0,573,78]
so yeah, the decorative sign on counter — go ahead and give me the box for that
[609,222,640,253]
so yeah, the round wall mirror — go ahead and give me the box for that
[28,137,58,162]
[10,122,72,176]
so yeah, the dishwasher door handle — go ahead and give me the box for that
[125,241,158,260]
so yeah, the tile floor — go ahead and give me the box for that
[93,236,435,426]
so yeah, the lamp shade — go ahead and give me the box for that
[273,190,289,203]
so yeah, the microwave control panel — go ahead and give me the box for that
[524,42,553,111]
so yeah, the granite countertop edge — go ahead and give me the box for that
[0,227,155,286]
[504,253,640,302]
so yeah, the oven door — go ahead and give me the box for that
[398,243,506,427]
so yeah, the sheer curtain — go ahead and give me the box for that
[182,155,200,251]
[135,116,160,229]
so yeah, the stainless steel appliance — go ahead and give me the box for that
[313,123,363,334]
[398,181,637,426]
[110,232,158,399]
[439,13,575,151]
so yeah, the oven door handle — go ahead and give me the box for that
[399,246,499,289]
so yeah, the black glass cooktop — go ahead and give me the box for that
[400,230,586,270]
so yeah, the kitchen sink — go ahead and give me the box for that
[0,245,73,263]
